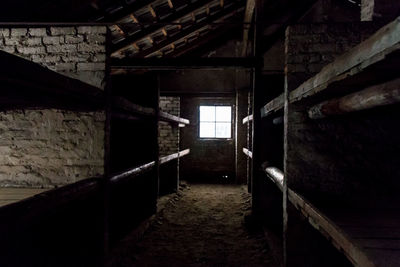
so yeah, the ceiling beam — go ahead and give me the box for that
[241,0,255,56]
[111,57,261,69]
[111,0,223,52]
[122,1,245,58]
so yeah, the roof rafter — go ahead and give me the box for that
[114,0,245,58]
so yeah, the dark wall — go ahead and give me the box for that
[180,97,236,183]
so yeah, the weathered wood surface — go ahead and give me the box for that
[242,114,253,124]
[0,188,49,207]
[241,0,255,57]
[0,51,105,111]
[159,149,190,165]
[110,149,190,183]
[308,77,400,119]
[159,111,190,125]
[290,16,400,103]
[113,96,156,117]
[110,162,156,183]
[242,147,253,158]
[263,166,283,191]
[111,57,259,69]
[260,93,284,118]
[288,189,376,267]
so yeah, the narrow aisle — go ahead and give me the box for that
[107,184,277,267]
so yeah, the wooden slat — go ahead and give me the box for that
[260,93,284,118]
[288,189,375,267]
[159,148,190,165]
[241,0,255,56]
[242,114,253,124]
[159,111,190,125]
[110,161,156,183]
[308,77,400,119]
[110,149,190,183]
[0,188,49,207]
[111,0,223,53]
[111,57,259,69]
[0,51,105,111]
[242,147,252,158]
[263,166,283,191]
[112,96,156,117]
[289,16,400,103]
[124,1,245,59]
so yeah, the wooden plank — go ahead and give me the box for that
[364,248,400,267]
[242,114,253,124]
[260,93,284,118]
[0,51,105,110]
[112,96,156,117]
[242,147,253,158]
[290,16,400,103]
[120,1,246,59]
[111,0,227,52]
[241,0,255,57]
[308,77,400,119]
[263,166,283,191]
[287,189,375,267]
[159,111,190,125]
[0,188,49,207]
[110,149,190,183]
[111,57,259,69]
[110,161,156,183]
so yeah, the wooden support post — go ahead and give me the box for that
[308,77,400,119]
[103,27,112,260]
[155,74,161,199]
[251,0,263,216]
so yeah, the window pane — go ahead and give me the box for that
[200,106,215,122]
[216,106,231,122]
[216,122,231,138]
[200,122,215,138]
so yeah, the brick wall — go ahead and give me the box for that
[0,26,106,89]
[0,26,106,188]
[0,110,104,188]
[159,97,180,156]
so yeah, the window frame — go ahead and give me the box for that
[198,105,233,140]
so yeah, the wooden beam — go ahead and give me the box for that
[287,189,375,267]
[111,57,260,69]
[159,149,190,165]
[262,165,284,191]
[112,96,156,117]
[167,0,174,9]
[242,114,253,124]
[117,1,245,58]
[309,77,400,119]
[111,0,221,52]
[260,93,284,118]
[290,16,400,103]
[110,162,156,183]
[243,147,253,158]
[241,0,255,57]
[159,111,190,125]
[148,5,157,18]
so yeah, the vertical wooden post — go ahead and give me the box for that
[251,0,263,214]
[155,73,161,200]
[103,26,112,260]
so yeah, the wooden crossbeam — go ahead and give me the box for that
[125,1,244,58]
[111,0,232,53]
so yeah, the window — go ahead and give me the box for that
[199,106,232,138]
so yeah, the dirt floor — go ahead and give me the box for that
[107,183,278,267]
